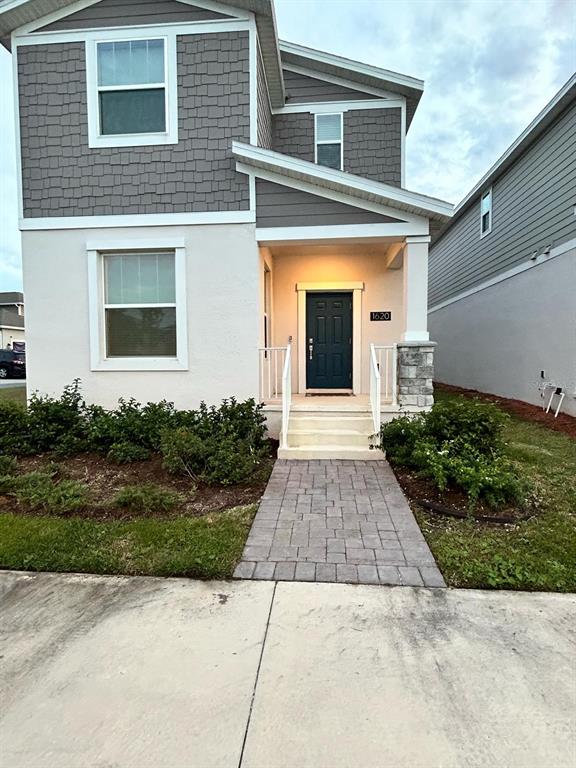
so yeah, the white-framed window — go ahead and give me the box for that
[86,34,178,148]
[315,113,343,171]
[480,188,492,237]
[88,242,188,371]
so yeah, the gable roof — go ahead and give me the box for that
[436,72,576,239]
[232,141,453,225]
[0,0,288,101]
[0,0,424,118]
[279,40,423,128]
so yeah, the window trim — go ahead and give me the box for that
[88,241,188,371]
[85,33,178,149]
[314,112,343,171]
[480,187,493,238]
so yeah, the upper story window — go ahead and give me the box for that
[86,35,178,149]
[315,113,343,171]
[480,188,492,237]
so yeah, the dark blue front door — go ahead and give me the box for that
[306,292,353,389]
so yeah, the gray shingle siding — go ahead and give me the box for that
[272,113,315,162]
[39,0,231,31]
[344,108,401,185]
[18,33,251,218]
[272,108,401,183]
[283,68,376,103]
[256,180,402,227]
[429,101,576,306]
[257,46,272,149]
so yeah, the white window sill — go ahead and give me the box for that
[480,227,492,239]
[92,358,188,372]
[88,132,178,149]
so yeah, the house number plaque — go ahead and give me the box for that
[370,311,392,321]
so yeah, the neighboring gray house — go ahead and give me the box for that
[429,75,576,417]
[0,291,25,349]
[0,0,454,458]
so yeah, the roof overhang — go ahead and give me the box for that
[232,141,453,224]
[0,0,286,104]
[279,40,424,128]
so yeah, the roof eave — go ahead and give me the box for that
[232,141,453,222]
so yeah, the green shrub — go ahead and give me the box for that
[88,399,179,454]
[380,397,526,508]
[0,475,16,494]
[26,380,91,454]
[113,483,183,513]
[161,399,269,485]
[0,456,17,475]
[0,400,31,455]
[107,442,150,464]
[11,471,89,514]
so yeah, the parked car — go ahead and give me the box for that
[0,350,26,379]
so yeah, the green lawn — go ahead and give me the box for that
[0,385,26,405]
[415,391,576,592]
[0,504,256,579]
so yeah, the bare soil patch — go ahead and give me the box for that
[435,383,576,438]
[1,451,274,521]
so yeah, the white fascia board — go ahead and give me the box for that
[20,210,256,230]
[237,162,424,224]
[428,237,576,313]
[0,325,25,331]
[11,0,253,36]
[248,17,258,145]
[232,141,454,219]
[273,98,405,115]
[13,19,251,44]
[279,40,424,93]
[256,222,428,243]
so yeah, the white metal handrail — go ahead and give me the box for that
[258,346,287,402]
[281,342,292,448]
[369,343,381,435]
[373,344,398,406]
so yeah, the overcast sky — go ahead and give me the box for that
[0,0,575,292]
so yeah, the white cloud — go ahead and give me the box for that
[0,0,574,290]
[275,0,576,202]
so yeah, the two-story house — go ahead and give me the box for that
[0,291,25,351]
[0,0,453,457]
[429,75,575,417]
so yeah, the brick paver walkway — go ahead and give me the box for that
[234,459,446,587]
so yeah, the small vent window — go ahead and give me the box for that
[315,113,343,171]
[480,188,492,237]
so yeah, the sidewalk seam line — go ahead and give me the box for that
[238,580,278,768]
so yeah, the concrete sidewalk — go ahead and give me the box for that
[1,571,574,768]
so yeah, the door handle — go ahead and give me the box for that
[308,338,314,360]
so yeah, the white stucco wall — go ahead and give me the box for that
[22,224,261,409]
[429,247,576,416]
[270,246,405,393]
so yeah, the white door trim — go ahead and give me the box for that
[296,281,364,394]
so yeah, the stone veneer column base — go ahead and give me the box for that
[396,342,436,409]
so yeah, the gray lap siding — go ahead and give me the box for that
[18,33,251,218]
[429,101,576,306]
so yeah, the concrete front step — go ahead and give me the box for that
[288,429,375,448]
[289,415,375,434]
[278,446,385,460]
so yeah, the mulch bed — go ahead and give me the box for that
[392,465,532,525]
[0,452,272,521]
[436,382,576,439]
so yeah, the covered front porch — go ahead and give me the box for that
[257,237,434,455]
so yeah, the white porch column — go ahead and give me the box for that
[402,235,431,342]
